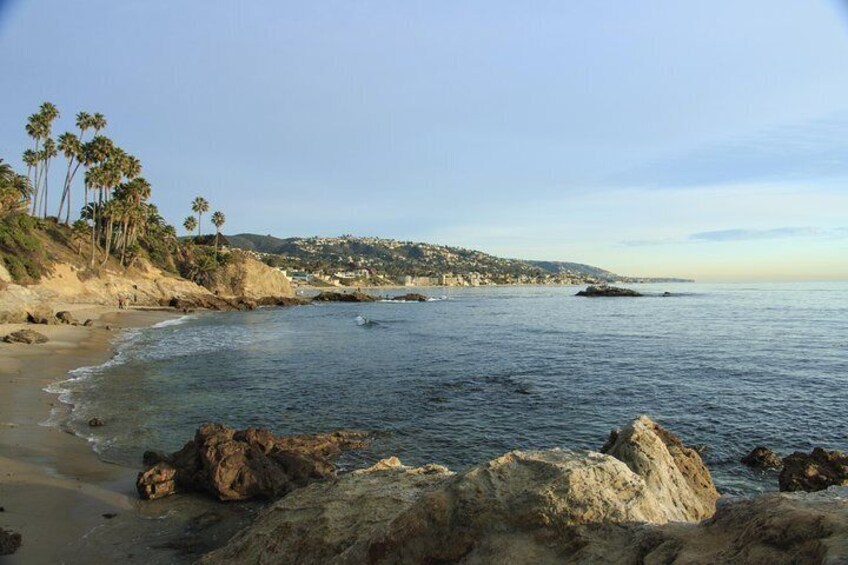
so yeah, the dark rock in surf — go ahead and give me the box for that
[312,291,377,303]
[576,285,642,297]
[741,446,782,470]
[779,448,848,492]
[136,423,368,501]
[3,329,49,344]
[392,293,429,302]
[0,527,22,556]
[88,417,105,427]
[55,310,78,325]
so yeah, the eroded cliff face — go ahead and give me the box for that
[206,253,294,300]
[194,417,848,565]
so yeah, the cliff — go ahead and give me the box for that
[206,252,294,300]
[199,416,847,564]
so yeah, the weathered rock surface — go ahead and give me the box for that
[780,447,848,492]
[254,296,311,307]
[2,329,49,344]
[201,417,731,564]
[741,446,783,469]
[136,424,368,501]
[312,291,378,303]
[0,527,22,555]
[576,285,642,297]
[55,310,78,325]
[391,293,429,302]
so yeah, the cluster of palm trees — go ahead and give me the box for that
[184,196,226,252]
[17,102,178,268]
[0,159,31,214]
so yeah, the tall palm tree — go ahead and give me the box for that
[191,196,209,236]
[183,216,197,235]
[57,132,82,222]
[211,211,225,257]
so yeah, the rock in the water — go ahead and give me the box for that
[780,447,848,492]
[576,285,642,297]
[55,310,78,325]
[312,291,377,303]
[136,424,367,501]
[3,329,49,344]
[391,293,429,302]
[0,527,21,556]
[741,446,783,469]
[88,417,105,427]
[200,416,724,564]
[26,311,51,325]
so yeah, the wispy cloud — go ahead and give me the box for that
[622,226,848,246]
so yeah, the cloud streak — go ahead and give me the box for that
[623,226,848,246]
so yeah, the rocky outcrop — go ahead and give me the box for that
[391,293,429,302]
[2,329,49,344]
[742,446,783,469]
[206,253,294,300]
[136,424,367,501]
[55,310,78,325]
[312,291,377,303]
[163,294,257,312]
[201,416,728,564]
[254,296,311,307]
[0,527,22,556]
[780,448,848,492]
[576,285,642,297]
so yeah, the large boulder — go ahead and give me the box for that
[200,416,724,564]
[136,424,367,501]
[0,527,22,556]
[312,291,377,303]
[391,293,429,302]
[780,448,848,492]
[576,285,642,297]
[2,329,49,344]
[741,446,783,469]
[55,310,78,325]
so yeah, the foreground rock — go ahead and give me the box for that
[391,293,429,302]
[780,447,848,492]
[201,416,726,564]
[2,329,49,344]
[576,285,643,297]
[741,446,783,469]
[137,424,368,501]
[55,310,78,325]
[312,291,377,303]
[0,527,22,555]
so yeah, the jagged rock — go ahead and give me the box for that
[26,311,51,324]
[741,446,783,469]
[576,285,642,297]
[0,527,22,556]
[55,310,78,325]
[312,291,378,303]
[3,329,49,344]
[254,296,311,307]
[88,417,105,427]
[136,424,367,501]
[83,319,94,327]
[392,293,429,302]
[780,448,848,492]
[200,416,723,564]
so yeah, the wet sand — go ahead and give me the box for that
[0,308,179,563]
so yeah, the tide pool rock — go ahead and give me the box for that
[741,446,783,469]
[780,448,848,492]
[391,293,429,302]
[0,527,21,555]
[2,329,48,344]
[312,291,377,303]
[136,424,368,502]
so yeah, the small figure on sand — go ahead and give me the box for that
[117,296,125,310]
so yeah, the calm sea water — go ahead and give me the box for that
[50,283,848,495]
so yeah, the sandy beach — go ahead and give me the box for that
[0,308,178,564]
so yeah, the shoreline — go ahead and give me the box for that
[0,308,180,563]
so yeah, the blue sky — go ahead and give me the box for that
[1,0,847,280]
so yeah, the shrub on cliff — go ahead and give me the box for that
[0,213,51,283]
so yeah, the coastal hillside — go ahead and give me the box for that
[225,233,692,285]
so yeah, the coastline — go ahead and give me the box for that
[0,308,178,563]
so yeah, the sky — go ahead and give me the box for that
[1,0,847,281]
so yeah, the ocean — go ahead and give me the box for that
[48,282,848,495]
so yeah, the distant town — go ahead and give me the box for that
[222,234,693,288]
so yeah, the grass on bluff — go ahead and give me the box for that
[0,213,59,283]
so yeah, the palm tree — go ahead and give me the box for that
[57,132,82,222]
[183,216,197,235]
[191,196,209,236]
[23,102,60,218]
[211,211,225,256]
